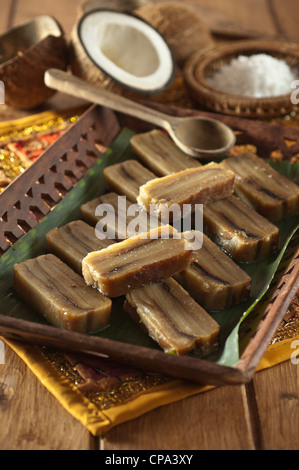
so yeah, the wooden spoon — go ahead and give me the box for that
[44,68,236,159]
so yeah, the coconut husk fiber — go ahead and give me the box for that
[69,1,212,106]
[134,2,214,67]
[0,35,68,109]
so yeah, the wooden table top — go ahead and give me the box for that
[0,0,298,450]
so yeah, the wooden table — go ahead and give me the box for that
[0,0,298,450]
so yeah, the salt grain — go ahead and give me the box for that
[206,53,297,98]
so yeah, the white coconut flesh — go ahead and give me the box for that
[78,10,175,93]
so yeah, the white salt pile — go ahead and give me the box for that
[206,53,297,98]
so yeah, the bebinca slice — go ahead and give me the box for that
[46,220,114,274]
[124,277,220,356]
[82,226,193,298]
[203,195,280,263]
[81,192,151,240]
[174,231,251,310]
[103,159,156,203]
[130,129,202,176]
[14,254,112,333]
[137,163,235,215]
[220,152,299,222]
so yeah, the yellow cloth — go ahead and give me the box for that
[3,335,298,436]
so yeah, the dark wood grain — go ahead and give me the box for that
[103,383,256,450]
[269,0,299,41]
[0,0,15,34]
[0,344,92,450]
[253,360,299,450]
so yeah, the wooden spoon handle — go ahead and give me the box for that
[44,69,175,130]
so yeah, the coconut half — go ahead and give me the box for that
[75,9,176,94]
[135,2,214,67]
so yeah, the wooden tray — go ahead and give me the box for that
[0,103,298,386]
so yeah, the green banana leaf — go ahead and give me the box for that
[0,128,298,367]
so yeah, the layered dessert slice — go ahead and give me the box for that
[124,277,220,356]
[118,147,280,260]
[131,129,202,176]
[103,160,156,202]
[81,192,151,240]
[137,163,235,215]
[221,152,299,222]
[174,232,251,311]
[101,158,278,263]
[203,195,279,263]
[14,254,112,333]
[81,197,251,309]
[82,226,193,297]
[46,220,114,274]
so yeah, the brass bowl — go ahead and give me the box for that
[184,40,299,118]
[0,16,68,109]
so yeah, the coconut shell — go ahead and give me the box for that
[69,23,191,108]
[69,12,174,97]
[0,34,68,109]
[69,22,122,94]
[69,7,195,108]
[134,2,214,66]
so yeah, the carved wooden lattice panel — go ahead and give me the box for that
[0,105,121,254]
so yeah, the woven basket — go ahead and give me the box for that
[184,40,299,118]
